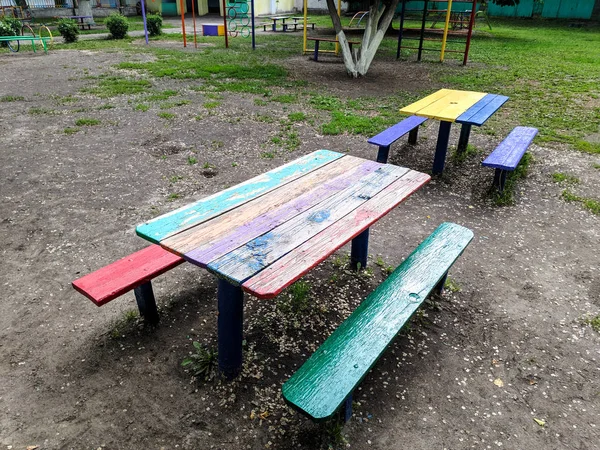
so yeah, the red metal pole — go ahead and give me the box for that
[463,0,477,65]
[180,0,187,47]
[222,0,228,48]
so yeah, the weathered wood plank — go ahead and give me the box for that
[136,150,344,244]
[207,165,410,285]
[282,222,474,421]
[482,126,538,170]
[456,94,509,126]
[72,245,184,306]
[367,116,428,147]
[399,88,453,116]
[182,159,382,266]
[419,90,487,122]
[242,170,431,298]
[162,156,371,257]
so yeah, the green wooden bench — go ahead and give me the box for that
[0,35,50,54]
[282,222,474,422]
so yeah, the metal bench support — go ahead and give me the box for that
[218,279,244,379]
[134,281,160,325]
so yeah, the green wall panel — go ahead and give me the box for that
[488,0,534,17]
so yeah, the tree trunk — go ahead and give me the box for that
[325,0,401,78]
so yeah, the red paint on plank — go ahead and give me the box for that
[72,245,184,306]
[242,170,430,298]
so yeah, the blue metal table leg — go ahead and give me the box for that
[350,228,369,270]
[217,279,244,379]
[433,121,452,175]
[457,123,472,153]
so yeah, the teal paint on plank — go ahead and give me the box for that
[208,165,410,285]
[136,150,344,244]
[558,0,595,19]
[282,222,474,421]
[542,0,560,17]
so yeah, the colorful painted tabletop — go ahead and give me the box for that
[137,150,430,299]
[400,88,509,125]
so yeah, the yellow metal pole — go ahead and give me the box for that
[303,0,307,53]
[440,0,453,62]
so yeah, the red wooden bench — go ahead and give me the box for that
[72,245,184,324]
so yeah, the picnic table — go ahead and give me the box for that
[68,15,95,30]
[400,88,509,174]
[136,150,430,378]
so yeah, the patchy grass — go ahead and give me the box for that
[288,112,306,122]
[1,95,24,102]
[552,172,580,184]
[64,127,80,135]
[83,76,152,98]
[561,190,600,215]
[452,144,480,164]
[75,118,101,126]
[135,103,150,112]
[157,112,175,120]
[583,314,600,332]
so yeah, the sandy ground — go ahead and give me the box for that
[1,43,599,450]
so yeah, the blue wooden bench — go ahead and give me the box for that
[367,116,428,163]
[455,94,509,153]
[72,245,184,324]
[482,126,538,192]
[282,222,474,422]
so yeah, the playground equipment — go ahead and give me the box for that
[396,0,479,65]
[301,0,343,57]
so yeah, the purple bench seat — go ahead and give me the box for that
[367,115,428,163]
[482,126,538,192]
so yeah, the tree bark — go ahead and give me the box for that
[324,0,401,78]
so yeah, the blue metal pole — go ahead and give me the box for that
[350,228,369,270]
[433,121,452,174]
[217,279,244,379]
[140,0,148,45]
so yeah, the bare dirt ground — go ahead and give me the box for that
[1,47,599,450]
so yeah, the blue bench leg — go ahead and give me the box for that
[408,126,419,145]
[342,393,353,422]
[134,281,159,325]
[350,228,369,270]
[493,168,508,192]
[376,145,390,163]
[313,40,319,61]
[433,121,452,175]
[434,272,448,295]
[218,279,244,379]
[457,124,472,153]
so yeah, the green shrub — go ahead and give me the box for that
[105,13,129,39]
[146,14,162,36]
[57,18,79,43]
[0,18,21,48]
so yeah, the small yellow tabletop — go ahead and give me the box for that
[400,88,487,122]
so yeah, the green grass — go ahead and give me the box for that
[64,127,80,135]
[204,101,220,109]
[75,118,101,126]
[561,189,600,215]
[0,95,24,102]
[83,76,152,98]
[288,112,307,122]
[187,156,198,165]
[583,315,600,333]
[158,112,175,120]
[552,172,580,184]
[428,19,600,152]
[145,89,178,102]
[135,103,150,111]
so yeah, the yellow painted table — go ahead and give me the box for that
[400,88,509,174]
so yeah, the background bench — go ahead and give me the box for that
[307,37,360,62]
[368,116,428,163]
[482,126,538,192]
[72,245,184,324]
[282,222,474,422]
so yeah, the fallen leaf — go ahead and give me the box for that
[534,418,546,427]
[493,378,504,387]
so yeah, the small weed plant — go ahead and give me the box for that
[552,172,580,184]
[75,118,101,126]
[187,156,198,165]
[562,190,600,215]
[182,342,218,381]
[1,95,24,102]
[583,315,600,332]
[105,13,129,39]
[57,18,80,43]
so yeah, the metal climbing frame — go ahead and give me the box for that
[396,0,478,65]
